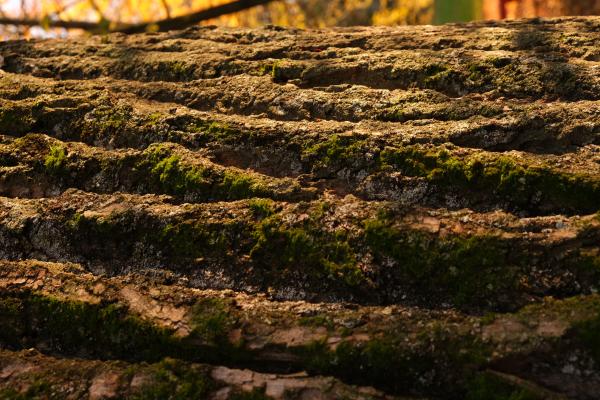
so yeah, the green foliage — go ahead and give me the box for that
[44,145,67,175]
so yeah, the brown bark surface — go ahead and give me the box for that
[0,17,599,399]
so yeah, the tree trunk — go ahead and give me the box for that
[0,17,599,399]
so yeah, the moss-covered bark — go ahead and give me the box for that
[0,17,599,399]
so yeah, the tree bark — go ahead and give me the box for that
[0,17,599,400]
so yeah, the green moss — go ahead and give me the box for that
[65,210,130,247]
[465,372,539,400]
[296,332,490,396]
[542,63,583,98]
[218,170,267,199]
[271,61,284,82]
[132,358,214,400]
[248,199,276,219]
[0,297,25,345]
[380,146,600,214]
[0,380,55,400]
[302,134,369,172]
[569,255,600,286]
[299,314,334,330]
[363,212,518,307]
[144,112,165,126]
[0,105,34,134]
[0,150,18,167]
[250,210,364,288]
[189,298,236,345]
[480,312,497,325]
[424,63,449,76]
[380,100,502,122]
[229,388,271,400]
[159,220,228,260]
[141,145,269,200]
[575,308,600,363]
[44,145,67,175]
[0,293,182,362]
[161,61,194,81]
[83,104,132,134]
[66,212,84,230]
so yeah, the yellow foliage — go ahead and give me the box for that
[0,0,440,35]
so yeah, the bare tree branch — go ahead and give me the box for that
[117,0,278,34]
[0,16,106,31]
[160,0,172,19]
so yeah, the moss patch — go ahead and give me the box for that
[189,298,237,345]
[363,210,519,308]
[302,134,370,173]
[380,146,600,214]
[132,358,214,400]
[250,208,365,288]
[44,145,67,175]
[296,329,490,397]
[0,293,182,362]
[465,372,540,400]
[140,145,270,200]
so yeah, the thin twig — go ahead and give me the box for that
[0,16,121,31]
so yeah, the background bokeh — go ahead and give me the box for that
[1,0,600,38]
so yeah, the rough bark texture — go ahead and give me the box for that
[0,16,599,399]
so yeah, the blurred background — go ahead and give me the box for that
[1,0,600,38]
